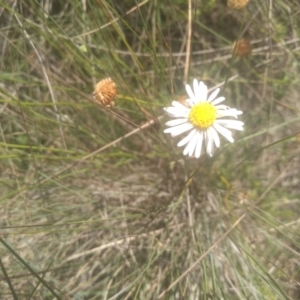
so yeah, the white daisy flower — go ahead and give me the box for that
[164,79,244,158]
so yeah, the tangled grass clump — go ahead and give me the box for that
[0,0,300,299]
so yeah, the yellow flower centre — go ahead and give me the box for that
[188,102,217,129]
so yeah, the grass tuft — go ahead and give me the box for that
[0,0,300,299]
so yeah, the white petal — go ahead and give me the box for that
[185,84,196,102]
[164,107,189,118]
[198,81,208,102]
[183,133,198,156]
[217,109,243,118]
[165,118,188,127]
[177,129,197,147]
[215,119,244,130]
[206,131,214,157]
[183,143,190,156]
[208,126,220,148]
[188,132,199,156]
[228,109,243,116]
[164,122,194,137]
[193,79,200,101]
[171,101,190,112]
[215,105,229,110]
[213,123,234,143]
[211,97,225,105]
[194,131,204,158]
[207,88,220,102]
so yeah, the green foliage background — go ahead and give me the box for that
[0,0,300,299]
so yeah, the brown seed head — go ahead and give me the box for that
[227,0,249,9]
[232,38,252,57]
[93,77,117,108]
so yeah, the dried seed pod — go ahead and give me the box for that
[93,77,117,108]
[227,0,249,9]
[232,38,252,57]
